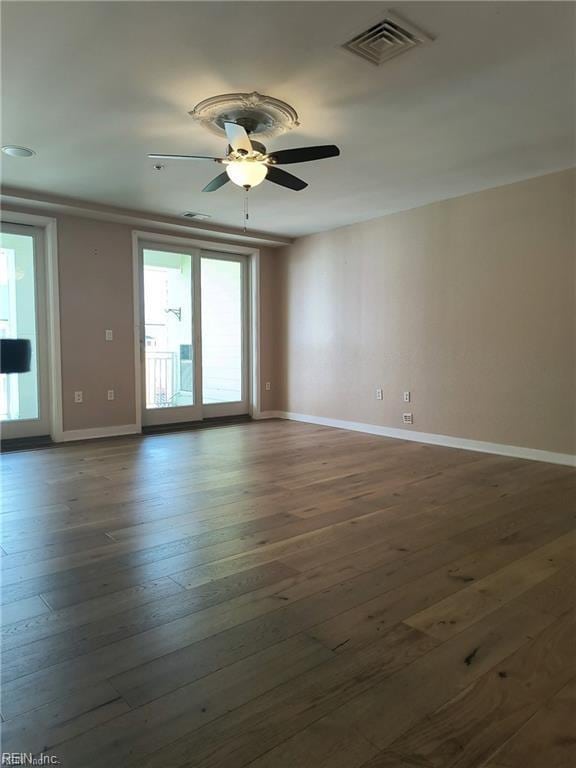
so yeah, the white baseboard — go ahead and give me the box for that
[53,412,575,467]
[276,411,576,467]
[252,410,284,420]
[57,424,141,442]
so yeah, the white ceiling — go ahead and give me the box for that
[1,1,574,237]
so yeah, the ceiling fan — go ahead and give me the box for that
[149,121,340,192]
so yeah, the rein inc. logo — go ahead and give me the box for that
[1,756,60,766]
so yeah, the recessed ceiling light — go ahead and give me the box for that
[1,145,36,158]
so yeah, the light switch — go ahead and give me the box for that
[105,330,113,341]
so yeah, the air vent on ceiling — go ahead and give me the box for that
[182,211,211,220]
[343,10,433,66]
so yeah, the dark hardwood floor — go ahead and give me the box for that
[1,420,574,767]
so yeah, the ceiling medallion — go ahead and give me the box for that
[189,92,300,139]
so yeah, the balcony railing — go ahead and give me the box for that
[145,350,242,407]
[145,350,177,408]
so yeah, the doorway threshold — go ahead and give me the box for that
[142,414,251,436]
[1,434,54,453]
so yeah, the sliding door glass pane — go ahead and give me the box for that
[201,258,242,404]
[143,249,194,409]
[0,232,39,421]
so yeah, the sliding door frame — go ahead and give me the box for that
[131,230,262,431]
[138,241,203,427]
[0,211,62,440]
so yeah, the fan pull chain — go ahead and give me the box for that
[243,190,249,233]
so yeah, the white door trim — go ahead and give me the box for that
[131,230,261,425]
[0,212,62,441]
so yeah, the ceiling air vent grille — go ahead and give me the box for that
[343,10,433,66]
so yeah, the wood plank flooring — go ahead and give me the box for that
[1,420,574,767]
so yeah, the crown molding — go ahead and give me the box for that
[0,186,292,248]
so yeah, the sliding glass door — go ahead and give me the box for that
[139,243,248,426]
[140,244,202,426]
[201,252,248,417]
[0,223,50,438]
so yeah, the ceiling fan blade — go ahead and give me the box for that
[266,166,308,191]
[148,153,221,161]
[202,172,230,192]
[269,145,340,165]
[224,122,253,155]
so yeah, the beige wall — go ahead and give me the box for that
[276,170,576,455]
[2,207,280,432]
[4,168,574,452]
[57,216,136,430]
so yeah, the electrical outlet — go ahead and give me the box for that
[74,391,83,403]
[105,329,113,341]
[376,388,383,401]
[403,391,411,403]
[402,413,413,425]
[107,390,115,401]
[265,382,271,391]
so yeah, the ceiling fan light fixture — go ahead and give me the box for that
[225,159,268,189]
